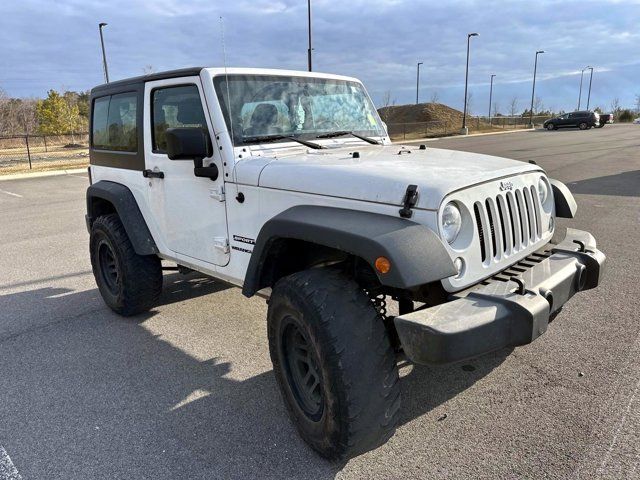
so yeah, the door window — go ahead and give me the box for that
[152,85,208,153]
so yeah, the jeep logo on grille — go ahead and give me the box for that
[499,181,514,191]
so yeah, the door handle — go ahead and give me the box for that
[143,169,165,179]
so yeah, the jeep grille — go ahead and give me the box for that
[473,185,542,263]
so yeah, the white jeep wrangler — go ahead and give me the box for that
[86,67,605,459]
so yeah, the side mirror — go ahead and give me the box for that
[165,127,218,180]
[165,127,212,160]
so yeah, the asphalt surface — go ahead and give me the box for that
[1,124,639,479]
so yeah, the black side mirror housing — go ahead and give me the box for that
[165,127,212,160]
[165,127,218,180]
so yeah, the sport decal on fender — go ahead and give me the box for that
[233,235,256,245]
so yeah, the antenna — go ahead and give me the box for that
[219,16,234,145]
[220,16,242,192]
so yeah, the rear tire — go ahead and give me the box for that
[579,122,588,130]
[267,268,401,460]
[90,214,162,316]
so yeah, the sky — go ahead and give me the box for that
[1,0,639,115]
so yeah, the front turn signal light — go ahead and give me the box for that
[375,256,391,274]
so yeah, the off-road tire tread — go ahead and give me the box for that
[268,268,401,460]
[90,213,162,316]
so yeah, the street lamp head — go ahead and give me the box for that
[536,50,545,54]
[99,22,108,28]
[491,74,496,78]
[418,62,423,66]
[469,32,479,37]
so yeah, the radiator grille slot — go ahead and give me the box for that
[474,202,487,262]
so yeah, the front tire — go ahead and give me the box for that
[267,268,401,460]
[90,213,162,316]
[579,122,588,130]
[546,123,555,131]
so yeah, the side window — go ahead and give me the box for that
[91,92,138,152]
[152,85,207,153]
[107,93,138,152]
[92,96,110,149]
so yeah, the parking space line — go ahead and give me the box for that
[0,189,22,198]
[0,445,22,480]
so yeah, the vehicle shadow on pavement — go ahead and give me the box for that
[0,273,509,479]
[567,170,640,197]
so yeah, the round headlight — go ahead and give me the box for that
[442,202,462,244]
[538,178,549,204]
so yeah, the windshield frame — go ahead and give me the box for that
[212,73,386,147]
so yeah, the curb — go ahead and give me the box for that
[395,127,539,144]
[0,167,87,182]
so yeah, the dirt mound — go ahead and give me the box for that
[378,103,464,125]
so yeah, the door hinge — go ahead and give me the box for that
[213,237,229,254]
[209,185,225,201]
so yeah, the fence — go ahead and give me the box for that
[0,132,89,174]
[386,115,553,141]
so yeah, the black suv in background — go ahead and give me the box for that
[544,111,600,130]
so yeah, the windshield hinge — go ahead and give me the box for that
[213,237,229,254]
[209,185,225,202]
[399,184,419,218]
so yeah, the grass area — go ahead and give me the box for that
[0,154,88,175]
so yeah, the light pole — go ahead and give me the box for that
[416,62,423,104]
[577,66,591,110]
[98,22,109,83]
[586,66,594,110]
[529,50,544,127]
[488,74,496,122]
[307,0,313,71]
[462,32,479,133]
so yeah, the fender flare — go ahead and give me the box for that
[550,179,577,218]
[242,205,456,297]
[86,181,158,255]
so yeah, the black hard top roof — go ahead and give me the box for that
[91,67,204,96]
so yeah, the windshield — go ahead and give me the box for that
[213,75,385,146]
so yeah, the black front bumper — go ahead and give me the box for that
[394,228,606,365]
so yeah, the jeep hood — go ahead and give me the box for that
[240,145,541,210]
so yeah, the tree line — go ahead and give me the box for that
[0,89,90,137]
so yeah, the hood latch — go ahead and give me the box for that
[399,184,419,218]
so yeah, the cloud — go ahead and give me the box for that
[0,0,638,112]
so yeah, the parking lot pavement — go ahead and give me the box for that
[1,124,639,479]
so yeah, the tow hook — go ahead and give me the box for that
[512,277,528,295]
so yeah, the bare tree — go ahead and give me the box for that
[635,93,640,113]
[430,91,439,103]
[492,101,500,117]
[509,97,518,117]
[381,90,393,108]
[142,65,155,75]
[533,96,543,114]
[465,91,474,115]
[610,97,620,115]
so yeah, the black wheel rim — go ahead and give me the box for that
[281,318,324,421]
[98,239,120,295]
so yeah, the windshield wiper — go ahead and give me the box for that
[241,134,325,150]
[315,131,382,145]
